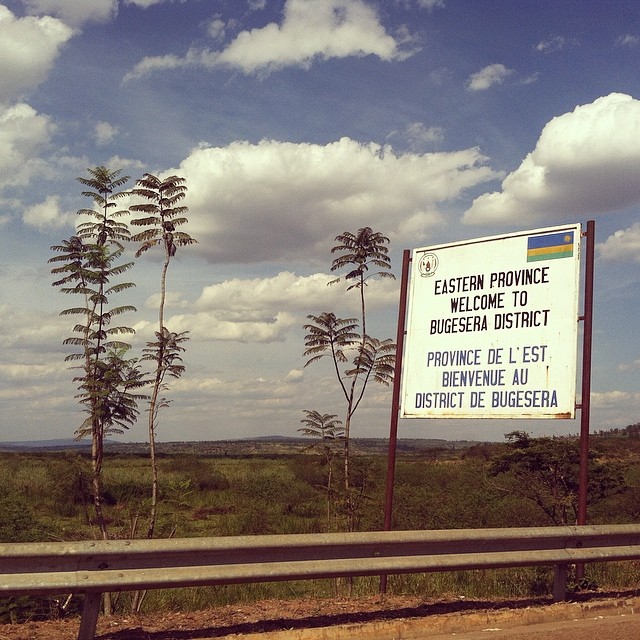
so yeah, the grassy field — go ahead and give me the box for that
[2,432,640,620]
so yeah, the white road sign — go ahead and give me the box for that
[401,224,582,419]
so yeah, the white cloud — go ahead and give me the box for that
[195,272,334,317]
[464,93,640,225]
[598,223,640,263]
[589,391,640,429]
[124,0,169,7]
[207,18,226,41]
[534,36,568,54]
[194,271,397,316]
[155,271,398,344]
[124,0,190,7]
[285,369,304,383]
[23,0,117,27]
[169,137,499,263]
[0,304,67,351]
[0,103,55,190]
[591,390,640,408]
[397,0,444,8]
[217,0,415,73]
[93,120,120,146]
[0,363,63,380]
[390,122,444,151]
[125,0,416,80]
[466,63,513,91]
[519,72,540,86]
[168,310,298,343]
[617,34,640,47]
[619,359,640,372]
[0,5,73,101]
[22,194,73,229]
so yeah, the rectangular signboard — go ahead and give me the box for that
[401,224,581,419]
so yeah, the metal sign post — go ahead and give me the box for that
[380,250,410,593]
[382,223,593,592]
[576,220,595,579]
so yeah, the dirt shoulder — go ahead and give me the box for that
[1,591,639,640]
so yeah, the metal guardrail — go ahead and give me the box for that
[2,524,640,640]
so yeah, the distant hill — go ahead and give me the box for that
[0,438,92,452]
[0,436,481,455]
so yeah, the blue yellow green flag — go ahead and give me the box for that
[527,230,574,262]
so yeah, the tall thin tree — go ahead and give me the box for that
[303,229,395,530]
[129,173,196,541]
[50,167,137,547]
[330,227,395,342]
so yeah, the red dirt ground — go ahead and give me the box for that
[0,591,636,640]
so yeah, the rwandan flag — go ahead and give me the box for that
[527,230,574,262]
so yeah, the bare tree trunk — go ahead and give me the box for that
[146,257,169,541]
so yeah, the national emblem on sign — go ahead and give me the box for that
[418,252,439,277]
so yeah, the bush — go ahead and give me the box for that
[0,494,51,542]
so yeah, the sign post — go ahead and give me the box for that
[400,224,581,421]
[381,223,590,593]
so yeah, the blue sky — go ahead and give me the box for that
[1,0,640,443]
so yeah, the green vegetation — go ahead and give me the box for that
[303,227,396,530]
[49,166,142,545]
[3,428,640,621]
[130,173,196,543]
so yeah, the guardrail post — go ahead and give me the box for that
[77,593,101,640]
[552,564,568,602]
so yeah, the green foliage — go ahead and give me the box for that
[163,455,231,491]
[76,166,131,247]
[49,166,143,545]
[130,173,196,257]
[489,431,625,525]
[329,227,395,292]
[298,410,344,440]
[128,173,196,547]
[0,494,50,542]
[5,434,640,617]
[303,227,397,532]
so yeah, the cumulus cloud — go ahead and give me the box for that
[591,390,640,408]
[93,121,120,146]
[0,5,73,101]
[285,369,304,383]
[388,121,444,151]
[154,271,397,344]
[170,137,499,263]
[466,63,513,91]
[125,0,416,80]
[194,271,397,316]
[0,304,67,351]
[589,391,640,428]
[598,223,640,263]
[23,0,117,27]
[206,18,227,41]
[0,103,55,190]
[22,194,73,229]
[167,310,298,343]
[464,93,640,225]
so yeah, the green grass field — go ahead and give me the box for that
[2,431,640,620]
